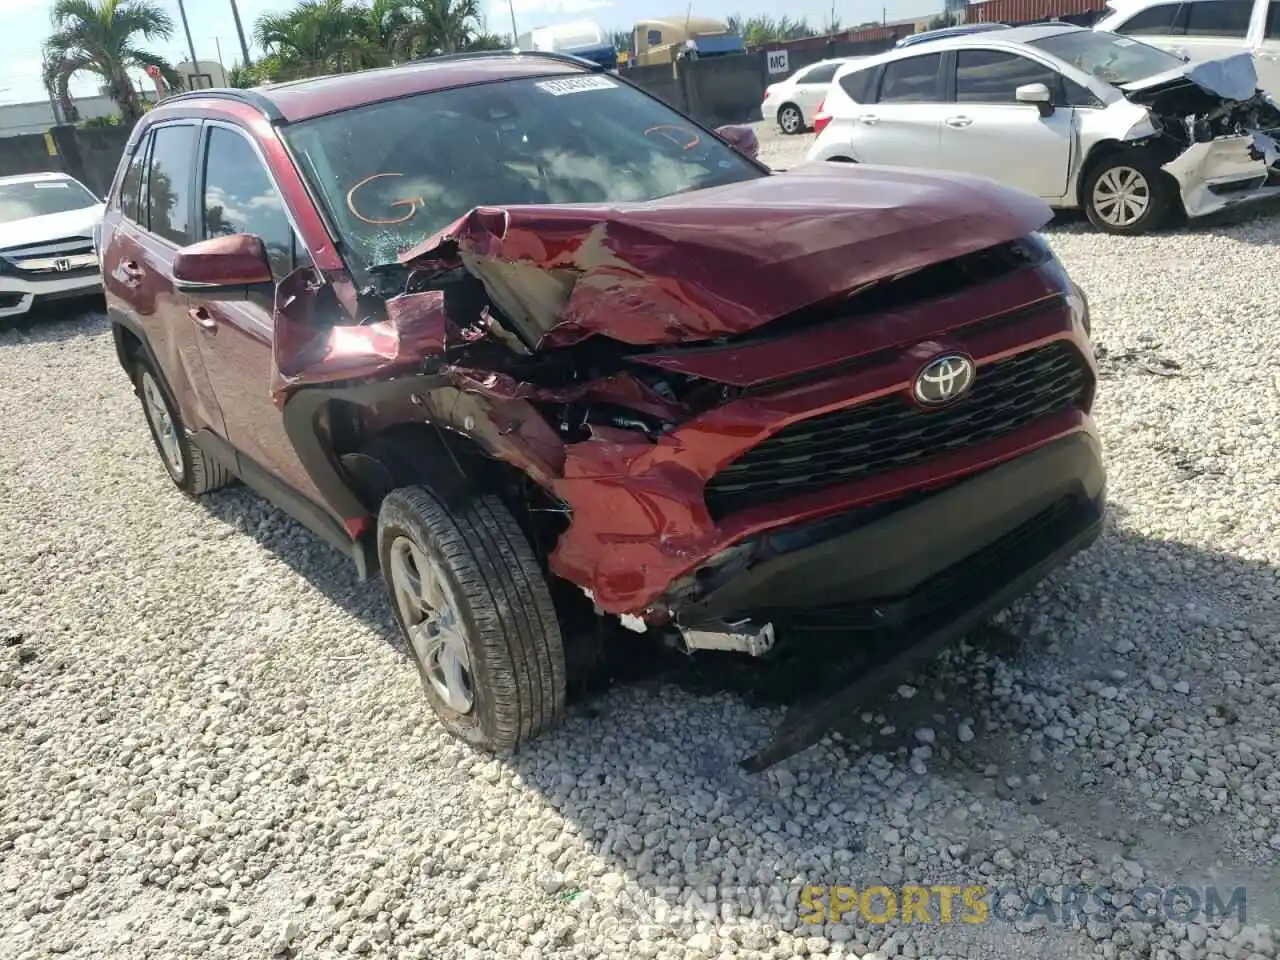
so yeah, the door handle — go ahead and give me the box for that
[945,116,973,128]
[857,114,879,125]
[121,261,144,283]
[188,306,217,331]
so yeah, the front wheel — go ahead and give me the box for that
[378,485,567,752]
[777,103,804,135]
[1082,151,1177,236]
[133,357,233,495]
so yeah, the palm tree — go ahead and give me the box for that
[43,0,181,126]
[388,0,488,58]
[41,47,81,123]
[254,0,389,77]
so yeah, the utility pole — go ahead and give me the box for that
[507,0,518,43]
[228,0,253,66]
[176,0,200,86]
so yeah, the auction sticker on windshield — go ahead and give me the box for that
[536,76,618,95]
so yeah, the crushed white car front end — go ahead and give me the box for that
[1120,52,1280,220]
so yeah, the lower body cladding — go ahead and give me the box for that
[0,269,103,319]
[675,431,1107,770]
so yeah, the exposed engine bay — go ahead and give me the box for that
[1120,52,1280,215]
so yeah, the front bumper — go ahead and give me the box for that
[1163,135,1280,219]
[0,271,103,319]
[740,461,1106,770]
[684,429,1104,624]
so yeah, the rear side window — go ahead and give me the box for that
[1115,2,1186,33]
[799,62,840,84]
[839,66,877,102]
[1183,0,1253,35]
[878,53,942,103]
[200,125,298,280]
[144,124,198,245]
[1269,0,1280,36]
[116,135,151,223]
[954,50,1061,103]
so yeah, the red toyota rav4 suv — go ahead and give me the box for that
[99,52,1104,769]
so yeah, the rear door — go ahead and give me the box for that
[938,48,1076,199]
[187,120,331,509]
[847,52,949,166]
[102,121,226,437]
[792,61,842,118]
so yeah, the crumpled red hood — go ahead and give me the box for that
[397,162,1054,349]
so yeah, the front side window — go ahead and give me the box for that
[144,124,198,245]
[1030,30,1189,85]
[1183,0,1253,36]
[647,29,662,44]
[877,53,942,103]
[200,126,298,279]
[799,62,840,84]
[1115,2,1186,33]
[1269,0,1280,36]
[282,73,762,268]
[955,50,1061,103]
[0,177,99,225]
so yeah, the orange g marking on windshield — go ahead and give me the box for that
[345,172,423,225]
[643,125,702,151]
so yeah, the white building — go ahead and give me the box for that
[0,96,120,138]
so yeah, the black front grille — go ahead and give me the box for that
[703,341,1089,520]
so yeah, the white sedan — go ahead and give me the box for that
[0,172,105,320]
[807,24,1280,234]
[761,57,865,135]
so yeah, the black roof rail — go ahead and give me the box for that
[154,86,286,122]
[409,48,604,71]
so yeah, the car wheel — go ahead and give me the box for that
[1082,151,1176,236]
[378,485,567,752]
[777,103,804,135]
[133,358,233,495]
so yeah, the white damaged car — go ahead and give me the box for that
[807,24,1280,235]
[0,172,105,320]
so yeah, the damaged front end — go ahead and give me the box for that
[1120,52,1280,218]
[273,164,1104,768]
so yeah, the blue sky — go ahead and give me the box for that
[0,0,930,105]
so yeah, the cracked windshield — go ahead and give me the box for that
[282,74,761,268]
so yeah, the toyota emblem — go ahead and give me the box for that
[914,354,975,407]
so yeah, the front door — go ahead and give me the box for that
[186,121,330,511]
[938,49,1075,200]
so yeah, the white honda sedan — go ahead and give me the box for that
[806,24,1280,234]
[0,172,105,320]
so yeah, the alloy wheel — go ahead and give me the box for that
[1091,166,1151,228]
[140,370,183,479]
[779,105,802,135]
[387,535,474,714]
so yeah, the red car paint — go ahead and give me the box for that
[100,55,1098,627]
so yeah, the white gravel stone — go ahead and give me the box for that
[0,124,1277,960]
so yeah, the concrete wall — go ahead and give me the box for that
[0,125,132,199]
[0,96,121,137]
[624,53,770,126]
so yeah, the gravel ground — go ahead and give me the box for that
[2,127,1279,960]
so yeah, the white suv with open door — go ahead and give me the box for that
[1094,0,1280,95]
